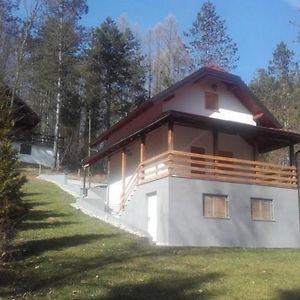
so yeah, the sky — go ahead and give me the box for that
[80,0,300,83]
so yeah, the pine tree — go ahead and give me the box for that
[186,0,239,71]
[88,17,146,132]
[0,93,27,255]
[251,42,298,129]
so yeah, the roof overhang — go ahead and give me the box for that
[83,111,300,166]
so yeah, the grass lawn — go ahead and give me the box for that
[1,179,300,299]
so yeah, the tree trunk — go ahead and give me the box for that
[53,8,63,170]
[78,105,87,157]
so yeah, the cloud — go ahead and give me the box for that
[283,0,300,9]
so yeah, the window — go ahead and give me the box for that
[20,143,32,155]
[205,91,219,111]
[203,194,229,219]
[251,198,274,221]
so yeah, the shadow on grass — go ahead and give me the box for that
[9,249,222,299]
[16,233,118,259]
[276,288,300,300]
[22,210,71,222]
[0,268,15,286]
[24,192,43,198]
[99,273,221,300]
[18,221,78,231]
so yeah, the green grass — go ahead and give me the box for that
[1,179,300,299]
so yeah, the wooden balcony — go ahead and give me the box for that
[138,150,297,189]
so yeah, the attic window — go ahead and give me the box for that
[205,91,219,111]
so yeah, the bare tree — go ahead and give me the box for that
[10,0,41,108]
[147,15,192,95]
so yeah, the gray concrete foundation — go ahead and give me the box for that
[120,176,300,248]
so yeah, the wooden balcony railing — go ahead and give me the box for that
[138,150,297,189]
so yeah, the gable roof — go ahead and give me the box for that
[91,66,281,148]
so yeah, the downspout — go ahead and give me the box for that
[295,150,300,231]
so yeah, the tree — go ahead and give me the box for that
[250,42,299,165]
[186,0,239,71]
[88,17,146,132]
[28,0,88,169]
[149,15,192,94]
[0,0,19,83]
[251,42,298,129]
[0,90,27,256]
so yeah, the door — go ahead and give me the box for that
[147,192,157,242]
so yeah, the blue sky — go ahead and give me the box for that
[81,0,300,83]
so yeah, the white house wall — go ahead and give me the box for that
[163,79,256,126]
[108,150,122,212]
[13,142,54,168]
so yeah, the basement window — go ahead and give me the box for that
[20,143,32,155]
[205,91,219,111]
[251,198,274,221]
[203,194,229,219]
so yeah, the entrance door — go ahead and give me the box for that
[147,192,157,242]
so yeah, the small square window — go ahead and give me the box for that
[251,198,274,221]
[205,91,219,111]
[20,143,32,155]
[203,194,229,219]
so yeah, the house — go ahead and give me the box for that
[82,66,300,248]
[0,86,56,168]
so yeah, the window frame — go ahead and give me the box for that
[251,197,275,221]
[19,143,32,155]
[204,91,219,111]
[203,193,230,219]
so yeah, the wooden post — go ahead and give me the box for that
[167,121,174,175]
[140,135,145,183]
[121,149,127,196]
[289,144,295,166]
[168,121,174,151]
